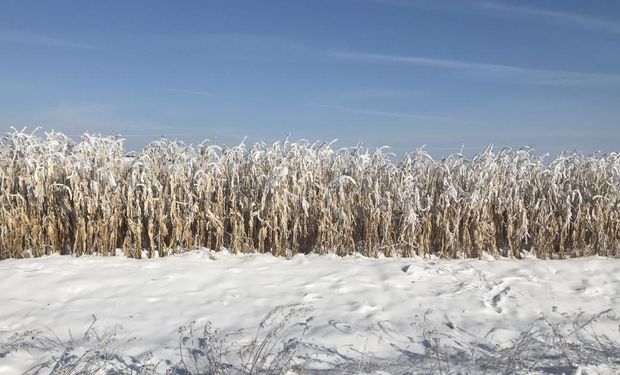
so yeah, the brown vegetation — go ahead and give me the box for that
[0,129,618,259]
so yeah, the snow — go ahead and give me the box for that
[1,251,619,373]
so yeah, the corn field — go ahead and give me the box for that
[0,129,619,260]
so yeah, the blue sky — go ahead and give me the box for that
[1,0,619,155]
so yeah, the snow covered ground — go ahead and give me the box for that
[1,251,619,374]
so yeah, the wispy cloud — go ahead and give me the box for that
[0,30,94,49]
[473,1,620,34]
[328,51,620,88]
[361,0,620,35]
[150,32,315,59]
[165,88,213,97]
[43,104,153,132]
[36,103,213,147]
[336,88,420,102]
[313,103,458,123]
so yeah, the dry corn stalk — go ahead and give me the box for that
[0,129,618,260]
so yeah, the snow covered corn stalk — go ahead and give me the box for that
[0,129,618,259]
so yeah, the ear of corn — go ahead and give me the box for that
[0,129,618,260]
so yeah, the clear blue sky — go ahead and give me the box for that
[1,0,619,155]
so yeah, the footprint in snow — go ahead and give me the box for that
[490,286,511,314]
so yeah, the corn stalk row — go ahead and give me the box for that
[1,130,618,259]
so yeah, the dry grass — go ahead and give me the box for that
[0,129,618,259]
[3,308,619,374]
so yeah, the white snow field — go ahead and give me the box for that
[1,251,619,374]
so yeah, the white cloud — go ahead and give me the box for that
[474,1,620,34]
[360,0,620,34]
[313,103,458,123]
[328,51,620,88]
[335,88,420,102]
[0,30,95,49]
[165,88,213,97]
